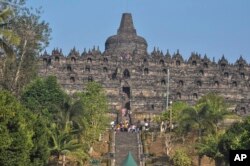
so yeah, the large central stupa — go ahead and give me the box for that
[105,13,147,56]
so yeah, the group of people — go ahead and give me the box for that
[115,120,137,132]
[110,118,150,133]
[110,119,136,132]
[110,107,152,133]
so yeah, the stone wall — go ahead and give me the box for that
[38,48,250,116]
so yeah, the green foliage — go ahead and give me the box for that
[218,116,250,164]
[0,0,51,95]
[49,97,89,165]
[196,133,224,160]
[0,7,20,47]
[196,116,250,165]
[172,149,192,166]
[180,104,213,138]
[197,93,229,130]
[77,82,109,146]
[160,93,230,165]
[0,90,33,166]
[161,101,189,122]
[29,116,50,166]
[21,76,71,164]
[21,76,66,115]
[0,6,20,51]
[178,93,229,139]
[0,1,112,165]
[50,125,88,165]
[0,7,13,22]
[21,77,101,164]
[175,93,236,166]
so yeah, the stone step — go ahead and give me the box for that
[115,132,139,166]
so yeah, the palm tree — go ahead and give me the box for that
[180,104,212,141]
[180,93,229,140]
[196,133,225,166]
[50,128,87,166]
[49,100,88,166]
[180,104,214,166]
[179,93,229,166]
[197,93,230,133]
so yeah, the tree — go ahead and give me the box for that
[161,101,189,140]
[179,104,212,166]
[49,99,88,166]
[218,116,250,165]
[179,103,209,143]
[0,90,33,166]
[172,149,192,166]
[0,6,20,94]
[21,76,66,116]
[161,101,189,122]
[177,93,229,166]
[158,102,189,156]
[21,76,88,165]
[179,93,229,140]
[0,0,51,95]
[29,116,50,166]
[21,76,68,164]
[196,133,225,166]
[77,82,110,153]
[196,116,250,166]
[196,93,229,133]
[0,6,20,54]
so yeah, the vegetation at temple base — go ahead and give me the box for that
[153,93,250,166]
[196,133,224,166]
[21,76,109,165]
[21,76,67,165]
[12,76,250,165]
[217,116,250,165]
[0,75,109,166]
[178,93,229,141]
[160,101,189,123]
[194,116,250,166]
[77,81,110,153]
[0,2,109,164]
[21,76,66,115]
[172,149,192,166]
[0,91,33,165]
[29,116,50,166]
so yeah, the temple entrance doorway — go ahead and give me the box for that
[122,87,130,98]
[122,87,130,110]
[117,86,132,124]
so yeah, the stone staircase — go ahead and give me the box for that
[115,132,139,166]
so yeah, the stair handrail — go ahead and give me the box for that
[137,131,145,166]
[109,130,115,166]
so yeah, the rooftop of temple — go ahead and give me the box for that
[105,13,147,55]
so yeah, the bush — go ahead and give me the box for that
[172,149,192,166]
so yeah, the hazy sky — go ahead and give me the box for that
[26,0,250,63]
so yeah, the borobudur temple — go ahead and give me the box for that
[38,13,250,118]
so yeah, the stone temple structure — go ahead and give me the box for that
[39,13,250,117]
